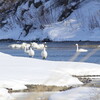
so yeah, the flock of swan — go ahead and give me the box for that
[8,42,48,59]
[8,42,88,59]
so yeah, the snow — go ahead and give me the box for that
[0,88,14,100]
[44,0,100,41]
[0,17,22,40]
[0,0,100,98]
[0,52,82,88]
[0,0,100,41]
[0,51,100,90]
[0,81,27,90]
[49,87,100,100]
[0,48,100,99]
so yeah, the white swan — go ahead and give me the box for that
[76,44,88,52]
[9,44,22,49]
[37,42,47,50]
[21,42,27,49]
[31,42,39,49]
[21,42,30,49]
[41,43,47,59]
[24,45,30,54]
[31,42,47,50]
[28,47,35,57]
[38,44,45,50]
[24,45,35,57]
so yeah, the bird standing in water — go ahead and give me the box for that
[28,46,35,57]
[24,45,35,57]
[41,42,47,59]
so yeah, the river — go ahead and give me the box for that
[0,41,100,64]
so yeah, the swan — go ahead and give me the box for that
[24,45,30,54]
[38,44,44,50]
[8,44,16,48]
[38,42,47,50]
[21,42,30,49]
[8,44,22,49]
[21,42,27,49]
[24,45,34,57]
[31,42,47,50]
[76,44,88,52]
[31,42,39,49]
[41,43,47,59]
[28,46,35,57]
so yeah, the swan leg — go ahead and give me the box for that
[29,55,32,58]
[42,57,46,59]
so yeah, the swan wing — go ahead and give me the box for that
[79,48,88,52]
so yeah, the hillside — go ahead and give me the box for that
[0,0,100,41]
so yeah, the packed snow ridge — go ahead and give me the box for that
[0,0,100,41]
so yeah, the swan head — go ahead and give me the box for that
[22,42,27,46]
[44,42,47,48]
[44,42,46,45]
[76,44,78,46]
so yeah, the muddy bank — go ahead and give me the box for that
[73,75,100,87]
[8,84,73,93]
[8,75,100,93]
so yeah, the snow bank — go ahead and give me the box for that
[49,87,100,100]
[0,52,82,89]
[0,52,100,90]
[0,88,14,100]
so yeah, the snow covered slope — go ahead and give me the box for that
[0,0,100,41]
[44,0,100,41]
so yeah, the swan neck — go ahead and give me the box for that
[43,47,46,51]
[24,46,27,52]
[30,47,33,51]
[76,44,78,51]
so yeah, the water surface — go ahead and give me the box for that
[0,41,100,64]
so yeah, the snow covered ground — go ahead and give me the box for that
[0,88,14,100]
[0,50,100,99]
[49,87,100,100]
[0,52,100,88]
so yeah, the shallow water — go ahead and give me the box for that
[0,41,100,64]
[11,92,56,100]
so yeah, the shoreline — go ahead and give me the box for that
[0,39,100,43]
[8,84,73,93]
[8,76,100,93]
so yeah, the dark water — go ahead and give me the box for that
[0,41,100,64]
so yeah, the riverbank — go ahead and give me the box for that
[7,75,100,93]
[9,77,100,100]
